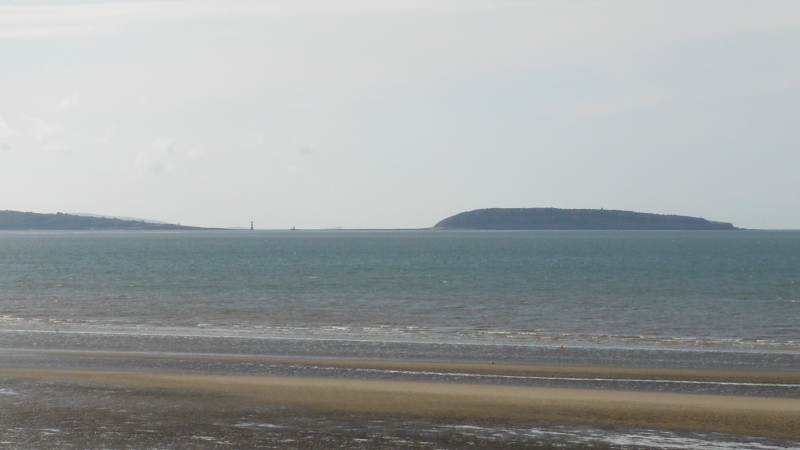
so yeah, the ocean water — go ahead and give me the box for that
[0,230,798,355]
[2,230,800,449]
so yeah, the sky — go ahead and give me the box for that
[0,0,799,229]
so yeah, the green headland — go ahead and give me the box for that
[434,208,739,231]
[0,210,208,231]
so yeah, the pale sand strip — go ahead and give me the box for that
[2,367,799,439]
[49,351,800,384]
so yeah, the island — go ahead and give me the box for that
[0,210,209,231]
[433,208,739,231]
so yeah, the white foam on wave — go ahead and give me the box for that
[190,435,232,445]
[598,431,796,450]
[233,422,284,429]
[437,424,800,449]
[39,428,62,435]
[1,314,800,352]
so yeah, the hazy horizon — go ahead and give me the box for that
[1,0,798,230]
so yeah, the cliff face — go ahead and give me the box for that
[0,211,206,231]
[434,208,738,231]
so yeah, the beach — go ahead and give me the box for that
[2,353,800,448]
[3,366,800,438]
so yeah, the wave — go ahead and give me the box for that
[2,314,799,352]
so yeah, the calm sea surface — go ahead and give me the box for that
[0,230,798,365]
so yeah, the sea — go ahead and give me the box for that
[1,230,799,449]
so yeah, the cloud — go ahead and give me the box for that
[246,132,266,149]
[0,0,798,42]
[0,117,11,151]
[136,137,202,175]
[42,140,68,155]
[0,0,520,39]
[137,137,176,174]
[11,116,69,154]
[56,91,81,110]
[293,138,313,155]
[95,127,117,147]
[22,116,63,140]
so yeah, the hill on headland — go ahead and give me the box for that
[0,210,209,231]
[434,208,739,231]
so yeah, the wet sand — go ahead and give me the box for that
[2,366,799,440]
[48,351,800,384]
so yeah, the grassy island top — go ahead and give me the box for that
[434,208,739,231]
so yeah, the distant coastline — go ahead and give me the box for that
[434,208,739,231]
[1,208,741,231]
[0,210,210,231]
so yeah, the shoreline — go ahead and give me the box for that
[3,328,799,364]
[41,351,800,384]
[2,364,800,440]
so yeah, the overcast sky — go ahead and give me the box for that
[1,0,798,229]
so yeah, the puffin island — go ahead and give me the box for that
[434,208,739,231]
